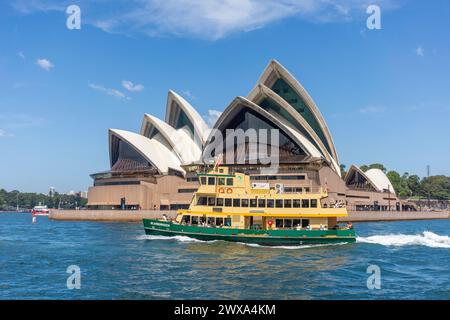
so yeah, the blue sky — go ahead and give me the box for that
[0,0,449,193]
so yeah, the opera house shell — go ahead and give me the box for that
[88,60,414,212]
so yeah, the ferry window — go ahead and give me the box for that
[208,177,215,185]
[224,218,232,226]
[301,219,310,228]
[216,217,224,226]
[216,198,224,206]
[208,197,216,206]
[284,219,292,228]
[226,178,233,186]
[301,199,310,208]
[218,178,225,185]
[200,177,206,185]
[182,215,191,224]
[200,216,206,224]
[293,199,300,208]
[224,198,232,207]
[191,216,199,225]
[233,199,241,207]
[304,187,310,193]
[311,199,318,208]
[241,199,249,207]
[250,199,257,207]
[293,219,301,227]
[207,217,215,225]
[267,199,274,208]
[197,197,207,205]
[258,199,266,208]
[275,200,283,208]
[276,219,283,228]
[284,199,292,208]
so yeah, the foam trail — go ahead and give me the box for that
[357,231,450,248]
[240,242,347,250]
[137,234,217,243]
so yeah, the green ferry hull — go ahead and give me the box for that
[143,219,356,246]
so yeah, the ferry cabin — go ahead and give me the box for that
[175,167,348,231]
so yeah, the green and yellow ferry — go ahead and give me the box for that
[143,167,356,246]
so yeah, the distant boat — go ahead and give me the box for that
[32,205,50,216]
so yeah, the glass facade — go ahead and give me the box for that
[271,78,332,156]
[215,107,307,164]
[110,135,153,172]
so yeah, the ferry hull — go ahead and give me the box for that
[143,219,356,246]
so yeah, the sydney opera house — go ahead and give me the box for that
[87,60,415,212]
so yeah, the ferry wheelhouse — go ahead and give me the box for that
[143,167,356,246]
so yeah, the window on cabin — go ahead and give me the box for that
[218,178,225,185]
[208,197,216,206]
[200,177,206,185]
[226,178,233,186]
[224,218,232,226]
[293,199,301,208]
[276,219,283,228]
[182,215,191,224]
[216,217,224,226]
[207,217,215,225]
[224,198,232,207]
[284,199,292,208]
[267,199,274,208]
[197,197,207,205]
[191,216,199,225]
[293,219,301,227]
[208,177,215,185]
[284,219,292,228]
[311,199,318,208]
[250,199,257,207]
[233,199,241,207]
[302,219,310,228]
[302,199,310,208]
[241,199,249,207]
[258,199,266,208]
[275,200,283,208]
[216,198,224,206]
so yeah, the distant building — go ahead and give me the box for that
[80,191,88,199]
[49,187,56,197]
[88,59,415,212]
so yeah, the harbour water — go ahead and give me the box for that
[1,212,449,299]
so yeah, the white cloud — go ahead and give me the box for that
[182,90,196,100]
[18,51,25,59]
[122,80,144,92]
[36,58,54,71]
[416,46,424,57]
[11,0,402,40]
[89,83,130,100]
[358,106,385,114]
[205,109,222,127]
[0,129,8,137]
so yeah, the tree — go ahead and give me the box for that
[340,164,347,178]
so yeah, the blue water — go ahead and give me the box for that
[1,212,449,299]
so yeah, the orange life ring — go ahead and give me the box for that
[218,187,225,193]
[226,188,233,194]
[267,220,273,226]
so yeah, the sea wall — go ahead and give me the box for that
[49,209,449,222]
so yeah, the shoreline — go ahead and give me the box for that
[46,209,450,223]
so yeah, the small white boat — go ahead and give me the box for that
[32,205,50,216]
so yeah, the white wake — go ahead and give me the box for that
[137,234,217,243]
[357,231,450,248]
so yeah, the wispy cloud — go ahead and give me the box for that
[18,51,25,59]
[89,83,130,100]
[0,129,12,138]
[122,80,144,92]
[358,106,386,114]
[205,109,222,127]
[182,90,196,100]
[416,46,424,57]
[11,0,402,40]
[36,58,54,71]
[0,113,46,138]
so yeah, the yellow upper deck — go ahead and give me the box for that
[180,167,348,218]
